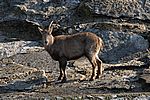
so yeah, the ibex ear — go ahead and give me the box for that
[38,27,44,34]
[48,21,54,34]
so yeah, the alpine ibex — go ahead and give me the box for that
[38,21,104,82]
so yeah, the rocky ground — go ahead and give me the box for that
[0,0,150,99]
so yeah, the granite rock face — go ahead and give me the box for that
[77,0,150,20]
[0,0,149,25]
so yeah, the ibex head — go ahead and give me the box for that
[38,21,54,46]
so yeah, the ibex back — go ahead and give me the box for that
[38,21,104,82]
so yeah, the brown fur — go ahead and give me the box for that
[38,22,104,82]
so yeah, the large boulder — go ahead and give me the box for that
[100,31,149,63]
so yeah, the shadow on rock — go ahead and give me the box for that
[0,77,47,93]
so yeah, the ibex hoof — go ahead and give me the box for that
[95,75,99,79]
[57,76,62,81]
[89,78,94,81]
[61,77,67,83]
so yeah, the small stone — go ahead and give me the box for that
[86,95,94,99]
[43,0,50,3]
[96,96,104,100]
[55,96,64,100]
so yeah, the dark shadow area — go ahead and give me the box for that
[136,78,150,92]
[46,79,79,86]
[0,78,47,94]
[104,64,149,71]
[0,20,42,42]
[80,87,129,94]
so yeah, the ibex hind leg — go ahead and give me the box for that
[86,55,97,81]
[95,56,103,79]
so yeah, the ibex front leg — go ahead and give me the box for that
[58,65,62,81]
[58,58,67,82]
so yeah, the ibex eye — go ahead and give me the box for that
[45,41,48,44]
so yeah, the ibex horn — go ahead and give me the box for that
[49,21,54,30]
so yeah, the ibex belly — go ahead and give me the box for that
[63,41,85,60]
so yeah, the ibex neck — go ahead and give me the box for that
[49,35,54,45]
